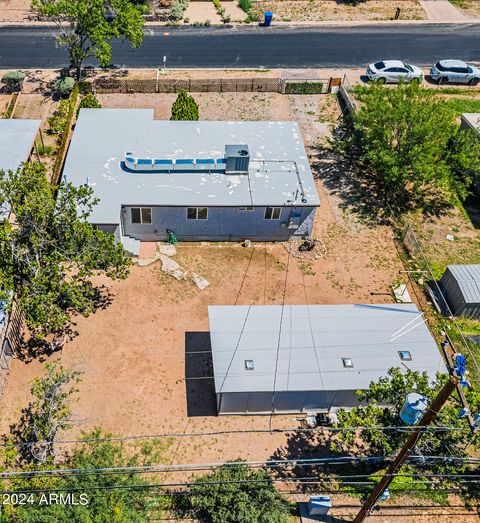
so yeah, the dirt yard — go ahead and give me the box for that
[250,0,425,21]
[0,0,33,22]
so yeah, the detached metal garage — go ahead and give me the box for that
[208,304,445,415]
[440,265,480,319]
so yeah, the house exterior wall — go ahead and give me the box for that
[217,390,359,415]
[121,205,316,242]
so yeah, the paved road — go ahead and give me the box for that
[0,24,480,69]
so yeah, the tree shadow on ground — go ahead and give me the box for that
[13,285,113,363]
[270,429,381,495]
[309,137,390,226]
[313,126,455,225]
[185,332,217,417]
[464,194,480,230]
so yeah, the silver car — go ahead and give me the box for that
[366,60,424,84]
[430,60,480,86]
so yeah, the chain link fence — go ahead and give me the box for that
[401,224,480,381]
[89,77,333,95]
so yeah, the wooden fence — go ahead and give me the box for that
[0,303,23,396]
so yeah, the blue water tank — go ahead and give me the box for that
[263,11,273,26]
[400,393,428,425]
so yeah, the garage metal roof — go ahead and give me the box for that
[62,109,320,224]
[443,265,480,304]
[208,304,445,394]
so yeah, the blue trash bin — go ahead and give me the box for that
[263,11,273,26]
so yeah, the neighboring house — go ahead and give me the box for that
[460,113,480,195]
[208,304,445,415]
[0,120,39,375]
[62,109,320,254]
[0,119,41,220]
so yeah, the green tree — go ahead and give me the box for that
[11,361,83,465]
[170,90,199,121]
[0,162,130,338]
[0,428,170,522]
[31,0,144,80]
[348,83,480,213]
[77,93,102,116]
[179,461,292,523]
[331,368,480,473]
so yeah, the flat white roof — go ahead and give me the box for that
[208,304,445,394]
[62,109,320,224]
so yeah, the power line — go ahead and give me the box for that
[0,423,474,449]
[2,476,480,496]
[1,455,479,480]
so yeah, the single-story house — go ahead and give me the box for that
[0,119,41,220]
[62,109,320,254]
[440,264,480,320]
[208,304,445,415]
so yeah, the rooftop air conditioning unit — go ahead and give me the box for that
[225,144,250,174]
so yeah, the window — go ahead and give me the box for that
[131,207,152,224]
[264,207,281,220]
[239,207,254,211]
[342,358,353,368]
[398,350,412,361]
[435,62,449,72]
[187,207,208,220]
[374,61,385,70]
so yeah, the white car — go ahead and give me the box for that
[430,60,480,86]
[366,60,424,84]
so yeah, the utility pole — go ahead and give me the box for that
[353,372,460,523]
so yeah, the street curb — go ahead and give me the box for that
[0,19,479,28]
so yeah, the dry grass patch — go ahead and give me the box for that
[449,0,480,18]
[250,0,425,21]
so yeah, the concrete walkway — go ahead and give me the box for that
[420,0,473,21]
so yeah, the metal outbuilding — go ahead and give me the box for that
[440,265,480,319]
[208,304,445,415]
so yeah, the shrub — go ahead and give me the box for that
[55,76,75,97]
[48,99,70,135]
[178,463,292,523]
[169,1,184,20]
[1,71,25,93]
[238,0,251,13]
[52,83,79,182]
[246,10,260,22]
[77,94,102,116]
[222,12,231,22]
[170,90,199,120]
[37,143,53,156]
